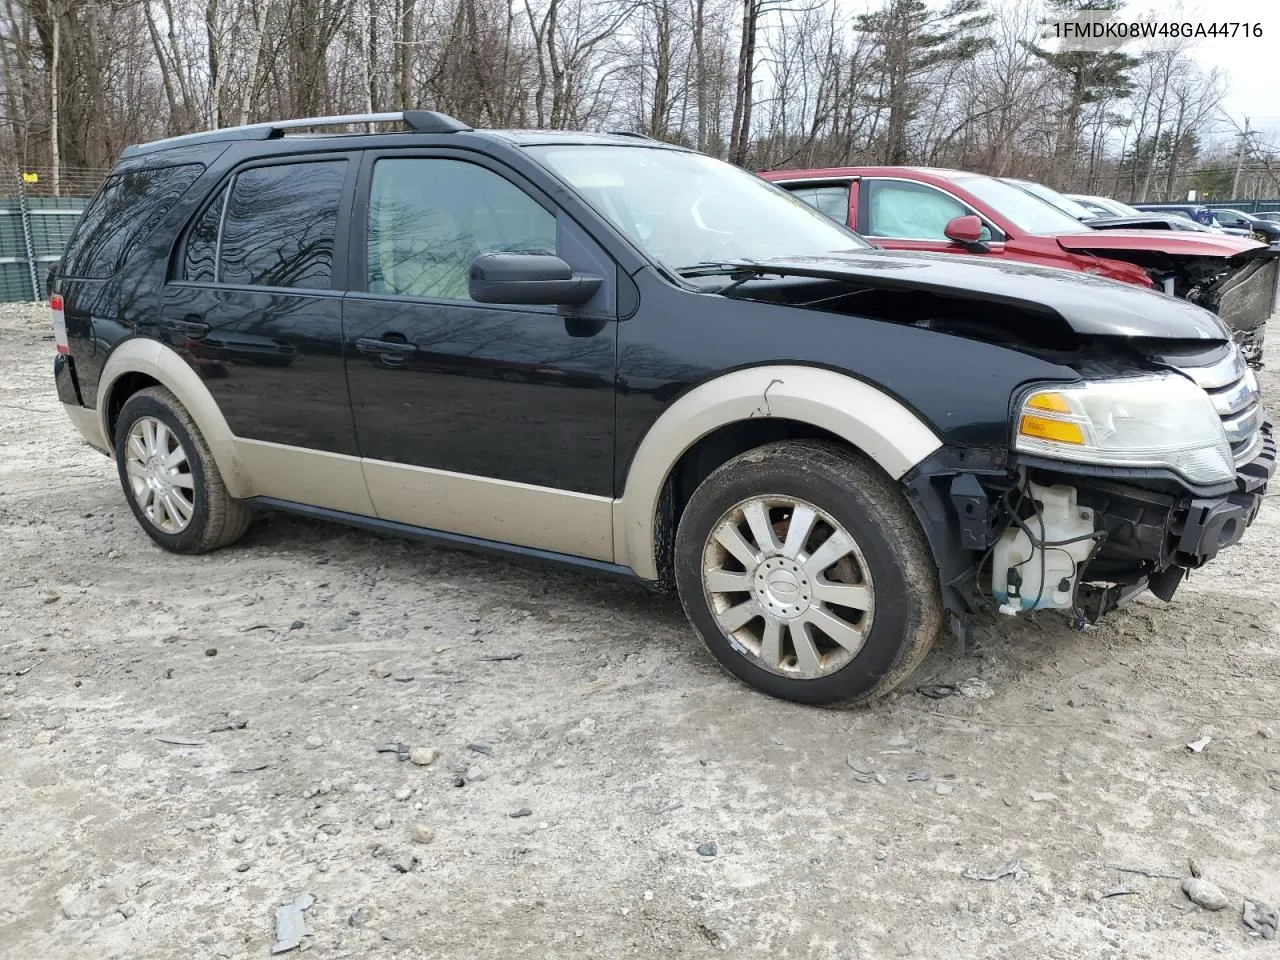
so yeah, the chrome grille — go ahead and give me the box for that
[1179,347,1265,465]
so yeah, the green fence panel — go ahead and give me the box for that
[0,194,89,302]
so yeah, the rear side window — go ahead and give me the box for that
[182,185,227,283]
[62,163,203,278]
[787,184,850,224]
[217,161,346,289]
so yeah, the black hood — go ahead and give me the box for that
[722,250,1231,342]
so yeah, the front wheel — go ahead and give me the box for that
[674,440,942,706]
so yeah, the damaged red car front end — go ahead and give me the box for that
[762,165,1280,366]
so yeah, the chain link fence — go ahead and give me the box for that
[0,166,107,303]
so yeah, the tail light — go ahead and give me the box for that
[51,293,68,355]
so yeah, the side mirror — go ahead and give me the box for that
[944,214,989,252]
[469,253,602,306]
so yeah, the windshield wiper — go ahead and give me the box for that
[675,261,761,278]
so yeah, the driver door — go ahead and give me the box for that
[342,150,620,560]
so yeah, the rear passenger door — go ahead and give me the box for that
[342,150,619,561]
[164,155,372,514]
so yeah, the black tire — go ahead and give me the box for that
[113,385,251,554]
[674,440,942,706]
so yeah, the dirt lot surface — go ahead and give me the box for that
[2,301,1278,960]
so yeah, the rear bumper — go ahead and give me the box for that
[55,353,110,454]
[63,402,110,454]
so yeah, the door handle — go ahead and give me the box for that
[356,337,418,356]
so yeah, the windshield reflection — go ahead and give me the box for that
[529,145,867,272]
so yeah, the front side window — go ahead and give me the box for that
[529,145,866,272]
[864,179,979,240]
[63,163,203,278]
[787,184,851,224]
[366,158,556,300]
[217,160,346,289]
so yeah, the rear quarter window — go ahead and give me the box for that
[61,163,204,279]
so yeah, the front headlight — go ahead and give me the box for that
[1015,374,1234,485]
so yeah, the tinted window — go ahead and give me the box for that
[367,158,555,300]
[182,185,227,283]
[62,163,203,278]
[788,184,851,224]
[865,180,976,240]
[220,161,346,289]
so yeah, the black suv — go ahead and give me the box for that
[50,111,1275,706]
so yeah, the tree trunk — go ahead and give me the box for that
[143,0,182,128]
[398,0,415,106]
[729,0,757,166]
[692,0,706,150]
[206,0,221,127]
[368,0,379,110]
[238,0,270,124]
[48,4,58,195]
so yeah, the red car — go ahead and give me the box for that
[761,166,1278,365]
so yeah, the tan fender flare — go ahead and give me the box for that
[95,338,254,498]
[612,365,944,580]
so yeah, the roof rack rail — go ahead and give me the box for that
[121,110,473,159]
[606,130,656,141]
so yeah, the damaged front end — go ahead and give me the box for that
[905,344,1275,626]
[1186,250,1279,367]
[1062,241,1280,367]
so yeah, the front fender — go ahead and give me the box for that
[612,365,943,580]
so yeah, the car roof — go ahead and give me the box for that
[761,165,979,182]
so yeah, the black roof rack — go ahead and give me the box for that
[121,110,473,159]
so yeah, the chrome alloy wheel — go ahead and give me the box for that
[701,495,875,679]
[124,416,196,534]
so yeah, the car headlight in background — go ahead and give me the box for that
[1015,375,1235,485]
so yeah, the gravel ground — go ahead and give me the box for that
[1,300,1278,960]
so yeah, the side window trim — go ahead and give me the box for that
[211,184,231,283]
[860,177,1005,243]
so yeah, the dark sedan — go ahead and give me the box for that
[1210,208,1280,244]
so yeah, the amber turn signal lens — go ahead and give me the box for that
[1024,391,1072,414]
[1018,414,1085,445]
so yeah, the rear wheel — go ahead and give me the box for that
[674,440,942,706]
[113,386,251,554]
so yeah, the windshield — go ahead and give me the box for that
[1107,199,1142,217]
[955,176,1095,235]
[1005,179,1099,221]
[528,145,868,271]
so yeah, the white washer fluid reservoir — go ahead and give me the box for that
[992,482,1096,613]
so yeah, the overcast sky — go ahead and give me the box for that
[1124,0,1277,147]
